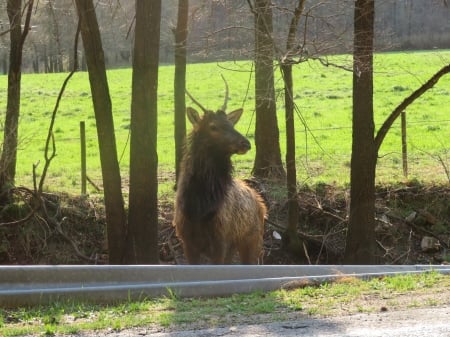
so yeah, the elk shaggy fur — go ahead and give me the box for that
[173,107,266,264]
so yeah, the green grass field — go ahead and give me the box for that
[0,50,449,196]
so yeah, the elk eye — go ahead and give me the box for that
[209,123,218,132]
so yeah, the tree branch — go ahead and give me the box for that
[38,18,81,193]
[246,0,255,14]
[374,64,450,152]
[0,28,12,37]
[310,55,353,72]
[20,0,34,48]
[0,187,37,227]
[286,0,305,53]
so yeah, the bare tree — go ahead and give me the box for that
[249,0,285,180]
[279,0,306,258]
[344,0,450,264]
[173,0,189,184]
[125,0,162,264]
[344,0,377,264]
[0,0,34,204]
[74,0,127,264]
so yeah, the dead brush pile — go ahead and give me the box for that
[1,183,449,265]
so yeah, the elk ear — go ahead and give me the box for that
[227,108,243,125]
[186,107,201,126]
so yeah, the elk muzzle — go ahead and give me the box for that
[234,138,251,155]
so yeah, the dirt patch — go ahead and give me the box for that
[79,305,450,337]
[1,182,449,266]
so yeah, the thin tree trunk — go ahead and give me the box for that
[0,0,33,203]
[74,0,127,264]
[280,0,305,258]
[1,53,7,75]
[125,0,162,264]
[282,64,298,234]
[47,0,64,72]
[344,0,377,264]
[174,0,189,184]
[281,63,302,257]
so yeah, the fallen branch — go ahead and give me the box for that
[389,213,448,249]
[39,195,98,263]
[86,176,102,192]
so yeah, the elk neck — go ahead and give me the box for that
[179,135,234,223]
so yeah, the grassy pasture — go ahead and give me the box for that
[0,50,449,196]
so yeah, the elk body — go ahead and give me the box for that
[173,96,266,264]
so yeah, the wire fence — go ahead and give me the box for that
[12,115,450,196]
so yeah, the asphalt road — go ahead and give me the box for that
[69,305,450,337]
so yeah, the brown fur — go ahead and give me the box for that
[173,107,266,264]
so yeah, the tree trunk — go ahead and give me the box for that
[0,0,33,203]
[281,63,302,257]
[252,0,285,181]
[173,0,189,185]
[124,0,162,264]
[44,47,49,73]
[1,53,7,75]
[344,0,377,264]
[280,0,305,260]
[74,0,127,264]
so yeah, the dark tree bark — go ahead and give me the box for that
[1,53,7,75]
[280,0,305,258]
[125,0,162,264]
[281,63,303,257]
[344,2,450,264]
[173,0,189,184]
[74,0,127,264]
[251,0,285,180]
[0,0,33,203]
[344,0,377,264]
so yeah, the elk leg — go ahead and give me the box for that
[183,243,201,264]
[238,238,262,265]
[223,245,236,264]
[210,243,228,264]
[210,250,226,264]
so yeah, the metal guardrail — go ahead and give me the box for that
[1,265,449,308]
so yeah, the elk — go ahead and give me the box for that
[173,84,266,264]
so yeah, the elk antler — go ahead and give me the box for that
[185,89,208,113]
[220,74,229,112]
[185,74,229,113]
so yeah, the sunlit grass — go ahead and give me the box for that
[0,50,449,196]
[1,272,448,336]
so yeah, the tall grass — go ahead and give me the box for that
[0,50,449,196]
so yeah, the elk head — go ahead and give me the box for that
[185,76,250,156]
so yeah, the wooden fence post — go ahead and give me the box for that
[80,121,87,195]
